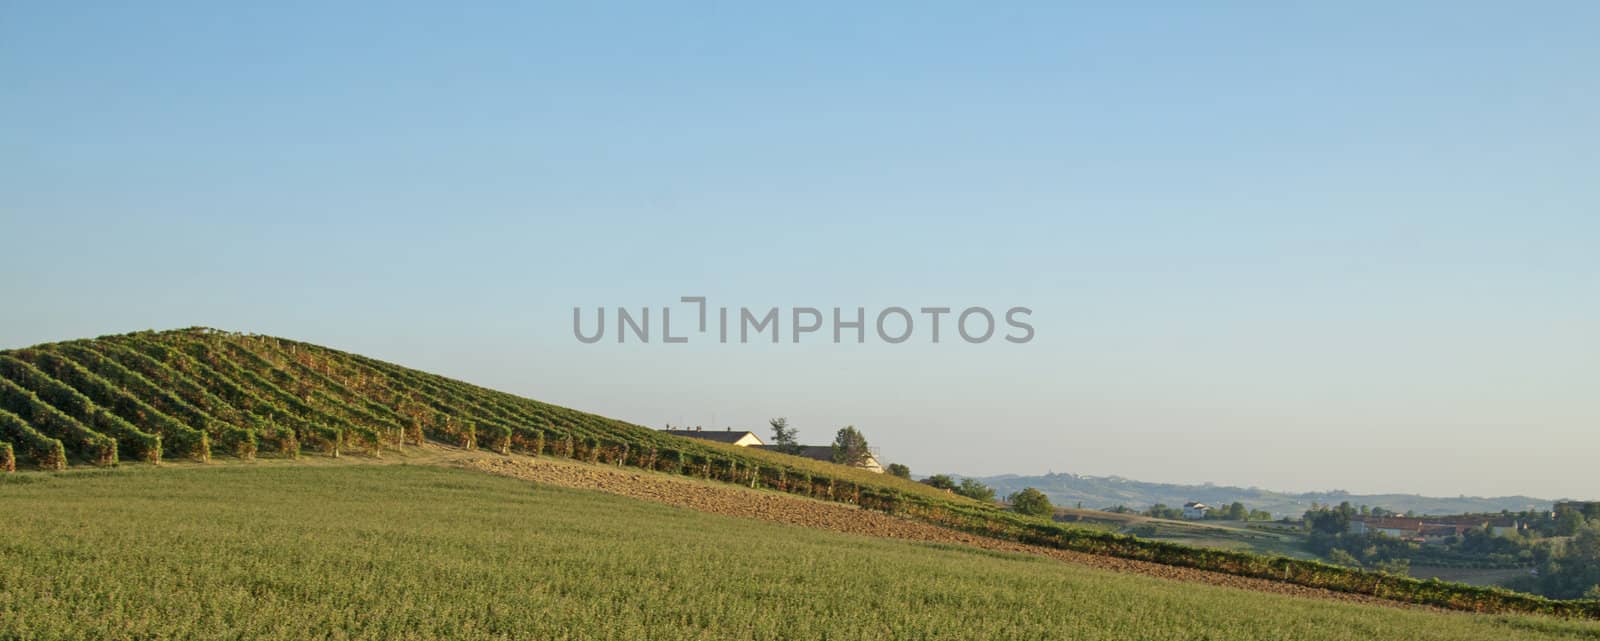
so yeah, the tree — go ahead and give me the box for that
[1327,549,1362,568]
[1305,506,1351,535]
[1225,502,1248,521]
[1008,488,1053,517]
[1372,558,1411,577]
[830,426,870,466]
[1556,509,1585,536]
[768,417,800,455]
[886,463,911,479]
[1510,520,1600,599]
[922,474,956,490]
[956,478,996,502]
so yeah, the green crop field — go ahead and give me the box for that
[4,464,1598,641]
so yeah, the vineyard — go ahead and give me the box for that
[2,327,1597,620]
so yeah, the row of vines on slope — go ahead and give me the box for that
[14,348,211,461]
[0,355,157,463]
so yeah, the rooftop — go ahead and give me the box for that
[663,428,763,445]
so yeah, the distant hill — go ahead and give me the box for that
[973,473,1553,519]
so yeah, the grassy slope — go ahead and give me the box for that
[2,465,1597,641]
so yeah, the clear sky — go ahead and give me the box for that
[3,2,1596,499]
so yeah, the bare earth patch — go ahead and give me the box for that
[455,451,1439,612]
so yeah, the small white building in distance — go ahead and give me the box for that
[662,427,885,473]
[752,445,886,474]
[1183,502,1211,520]
[663,427,766,447]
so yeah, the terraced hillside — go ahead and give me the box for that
[2,328,1596,620]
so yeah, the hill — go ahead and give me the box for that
[1,327,1595,620]
[977,473,1553,518]
[6,463,1599,640]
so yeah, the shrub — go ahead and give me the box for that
[66,341,257,458]
[214,424,255,459]
[402,415,425,445]
[0,408,66,471]
[22,349,211,461]
[515,428,545,456]
[478,423,512,455]
[957,478,996,503]
[1325,548,1361,567]
[1008,488,1053,517]
[0,376,117,466]
[0,355,157,463]
[247,415,294,457]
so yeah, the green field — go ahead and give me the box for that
[1055,508,1321,560]
[3,465,1598,641]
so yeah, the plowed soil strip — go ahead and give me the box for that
[460,454,1433,612]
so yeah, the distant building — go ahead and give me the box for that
[752,445,885,474]
[1347,515,1523,542]
[1348,517,1430,539]
[662,427,885,473]
[1182,502,1211,520]
[1489,519,1523,537]
[1419,525,1461,543]
[663,427,766,447]
[1556,501,1600,519]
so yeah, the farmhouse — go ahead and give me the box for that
[753,445,886,474]
[663,427,766,447]
[1182,502,1211,520]
[1347,515,1524,541]
[1348,518,1429,539]
[1420,525,1462,543]
[1488,518,1523,537]
[662,427,886,473]
[1556,501,1600,518]
[662,428,889,473]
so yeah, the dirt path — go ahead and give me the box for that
[454,451,1436,612]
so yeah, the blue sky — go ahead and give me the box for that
[3,2,1596,499]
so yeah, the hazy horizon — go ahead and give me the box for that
[4,3,1596,499]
